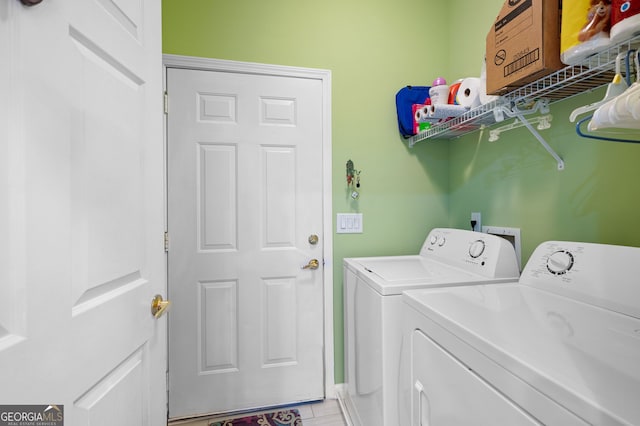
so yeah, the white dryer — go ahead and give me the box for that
[401,240,640,425]
[343,228,520,426]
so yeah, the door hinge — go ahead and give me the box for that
[163,91,168,114]
[164,232,169,252]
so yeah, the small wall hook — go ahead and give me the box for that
[346,159,362,199]
[346,159,361,188]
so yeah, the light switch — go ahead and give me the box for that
[337,213,363,234]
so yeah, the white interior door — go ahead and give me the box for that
[0,1,165,424]
[166,64,327,418]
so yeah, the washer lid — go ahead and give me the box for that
[403,283,640,425]
[356,256,454,282]
[351,256,500,295]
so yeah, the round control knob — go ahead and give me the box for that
[547,250,574,275]
[438,236,446,247]
[430,235,438,245]
[469,240,485,258]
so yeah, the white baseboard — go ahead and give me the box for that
[334,384,357,426]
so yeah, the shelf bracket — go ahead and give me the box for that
[492,99,563,171]
[488,114,552,142]
[513,112,565,171]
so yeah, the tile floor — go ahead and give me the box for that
[169,399,348,426]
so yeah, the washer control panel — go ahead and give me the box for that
[420,228,519,278]
[469,240,486,258]
[428,234,446,247]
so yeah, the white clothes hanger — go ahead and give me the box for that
[569,52,629,122]
[588,50,640,131]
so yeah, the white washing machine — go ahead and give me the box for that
[343,228,520,426]
[401,240,640,425]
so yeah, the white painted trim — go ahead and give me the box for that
[162,54,335,398]
[334,384,356,426]
[163,54,330,81]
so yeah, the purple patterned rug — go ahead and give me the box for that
[209,408,302,426]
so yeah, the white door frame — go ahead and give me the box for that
[162,54,335,398]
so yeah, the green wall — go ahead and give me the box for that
[448,89,640,262]
[445,0,640,259]
[162,0,466,385]
[162,0,640,386]
[447,0,504,80]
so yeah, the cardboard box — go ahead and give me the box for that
[486,0,563,96]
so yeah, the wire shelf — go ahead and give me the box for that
[408,34,640,147]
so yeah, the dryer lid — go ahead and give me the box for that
[403,283,640,425]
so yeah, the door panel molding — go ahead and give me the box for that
[0,1,165,423]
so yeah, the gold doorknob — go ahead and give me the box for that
[302,259,320,270]
[151,294,171,319]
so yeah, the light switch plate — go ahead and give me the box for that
[337,213,363,234]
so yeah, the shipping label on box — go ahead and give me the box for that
[494,0,534,48]
[486,0,563,95]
